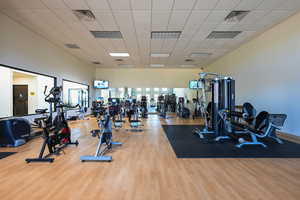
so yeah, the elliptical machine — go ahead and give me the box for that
[177,97,190,118]
[25,86,79,163]
[140,96,148,118]
[80,113,121,162]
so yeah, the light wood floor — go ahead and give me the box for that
[0,115,300,200]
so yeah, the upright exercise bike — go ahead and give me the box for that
[25,86,79,163]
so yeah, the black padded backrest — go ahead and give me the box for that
[268,114,287,127]
[255,111,269,130]
[242,102,256,117]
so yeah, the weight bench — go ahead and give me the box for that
[236,112,287,148]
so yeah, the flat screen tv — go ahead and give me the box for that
[94,80,109,89]
[189,80,198,89]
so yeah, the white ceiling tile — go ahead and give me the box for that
[194,0,219,10]
[214,23,236,31]
[0,0,47,9]
[110,39,127,50]
[52,9,79,23]
[234,0,264,10]
[151,11,171,27]
[130,0,151,10]
[173,0,197,10]
[93,11,118,27]
[278,0,300,10]
[42,0,69,9]
[151,26,168,31]
[161,39,177,51]
[102,26,120,31]
[1,9,25,22]
[184,10,210,29]
[63,0,89,9]
[82,21,103,31]
[86,0,111,10]
[215,0,241,10]
[239,10,269,24]
[109,0,131,10]
[151,40,164,51]
[256,0,285,10]
[260,10,295,25]
[168,11,190,27]
[205,10,230,23]
[152,0,174,10]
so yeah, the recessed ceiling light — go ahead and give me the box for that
[151,31,181,39]
[109,53,130,57]
[190,53,212,58]
[119,64,134,67]
[150,53,170,58]
[150,64,165,67]
[180,64,196,67]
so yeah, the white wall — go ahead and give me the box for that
[0,12,95,112]
[206,12,300,136]
[0,67,12,117]
[95,68,201,88]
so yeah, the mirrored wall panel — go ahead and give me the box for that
[0,65,55,118]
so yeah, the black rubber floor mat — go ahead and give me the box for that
[162,125,300,158]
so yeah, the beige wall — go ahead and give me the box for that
[0,12,95,112]
[206,11,300,136]
[95,68,201,88]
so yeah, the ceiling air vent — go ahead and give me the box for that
[151,31,181,39]
[185,59,194,62]
[92,61,101,65]
[115,59,124,62]
[207,31,242,39]
[91,31,123,39]
[225,11,250,23]
[65,43,80,49]
[73,10,96,21]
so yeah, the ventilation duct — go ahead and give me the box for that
[225,11,250,23]
[73,10,96,21]
[207,31,242,39]
[91,31,123,39]
[65,43,80,49]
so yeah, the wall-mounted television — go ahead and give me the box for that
[189,80,199,89]
[94,80,109,89]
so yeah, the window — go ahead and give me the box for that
[137,88,142,92]
[162,88,168,92]
[63,80,89,108]
[0,65,55,118]
[154,88,159,92]
[146,88,150,92]
[137,94,142,101]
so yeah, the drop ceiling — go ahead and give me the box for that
[0,0,299,68]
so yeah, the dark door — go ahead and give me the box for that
[13,85,28,116]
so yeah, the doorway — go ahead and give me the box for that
[13,85,28,116]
